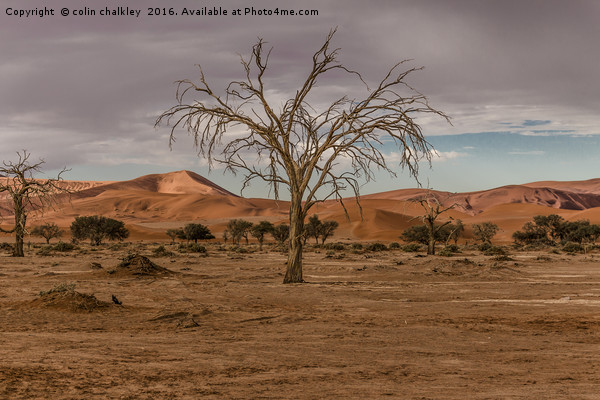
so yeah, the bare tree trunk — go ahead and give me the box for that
[284,194,305,283]
[427,221,435,255]
[428,237,435,255]
[13,204,26,257]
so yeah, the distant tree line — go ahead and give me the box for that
[164,215,338,250]
[512,214,600,246]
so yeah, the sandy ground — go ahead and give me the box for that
[1,243,600,399]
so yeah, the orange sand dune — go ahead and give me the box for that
[4,170,600,243]
[70,170,235,199]
[365,185,600,215]
[523,178,600,194]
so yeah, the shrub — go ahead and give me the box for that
[178,243,207,253]
[0,242,14,253]
[402,243,421,253]
[483,245,507,256]
[52,241,77,252]
[438,244,460,257]
[478,242,493,252]
[153,245,175,257]
[438,247,454,257]
[351,243,363,250]
[493,254,514,262]
[36,246,53,256]
[37,241,77,255]
[388,242,401,250]
[366,242,387,252]
[39,282,76,296]
[563,241,583,253]
[324,242,345,251]
[444,244,461,253]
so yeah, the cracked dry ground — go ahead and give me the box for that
[1,245,600,399]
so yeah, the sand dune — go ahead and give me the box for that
[365,185,600,215]
[70,170,236,199]
[4,170,600,243]
[523,178,600,194]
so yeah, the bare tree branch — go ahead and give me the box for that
[0,150,70,256]
[155,29,450,283]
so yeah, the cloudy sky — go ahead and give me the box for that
[2,0,600,197]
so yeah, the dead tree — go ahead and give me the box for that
[0,151,68,256]
[414,194,455,255]
[156,29,449,283]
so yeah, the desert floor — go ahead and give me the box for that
[1,242,600,399]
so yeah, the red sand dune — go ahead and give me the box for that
[3,171,600,243]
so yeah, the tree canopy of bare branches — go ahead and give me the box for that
[156,29,449,283]
[0,151,69,256]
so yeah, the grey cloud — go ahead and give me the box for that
[1,0,599,182]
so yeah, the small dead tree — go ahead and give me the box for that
[31,222,63,244]
[414,194,455,255]
[0,151,68,256]
[156,29,449,283]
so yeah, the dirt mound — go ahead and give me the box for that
[107,254,172,277]
[31,283,112,312]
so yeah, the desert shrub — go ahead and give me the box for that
[366,242,387,252]
[234,246,251,254]
[493,254,514,261]
[388,242,401,250]
[517,242,550,251]
[37,241,77,255]
[402,243,421,253]
[0,242,14,253]
[323,242,345,251]
[438,244,460,257]
[438,247,454,257]
[478,242,492,252]
[178,243,207,253]
[153,245,175,257]
[52,241,77,252]
[444,244,461,253]
[483,245,507,256]
[351,243,363,250]
[36,246,53,256]
[39,282,76,296]
[563,241,583,253]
